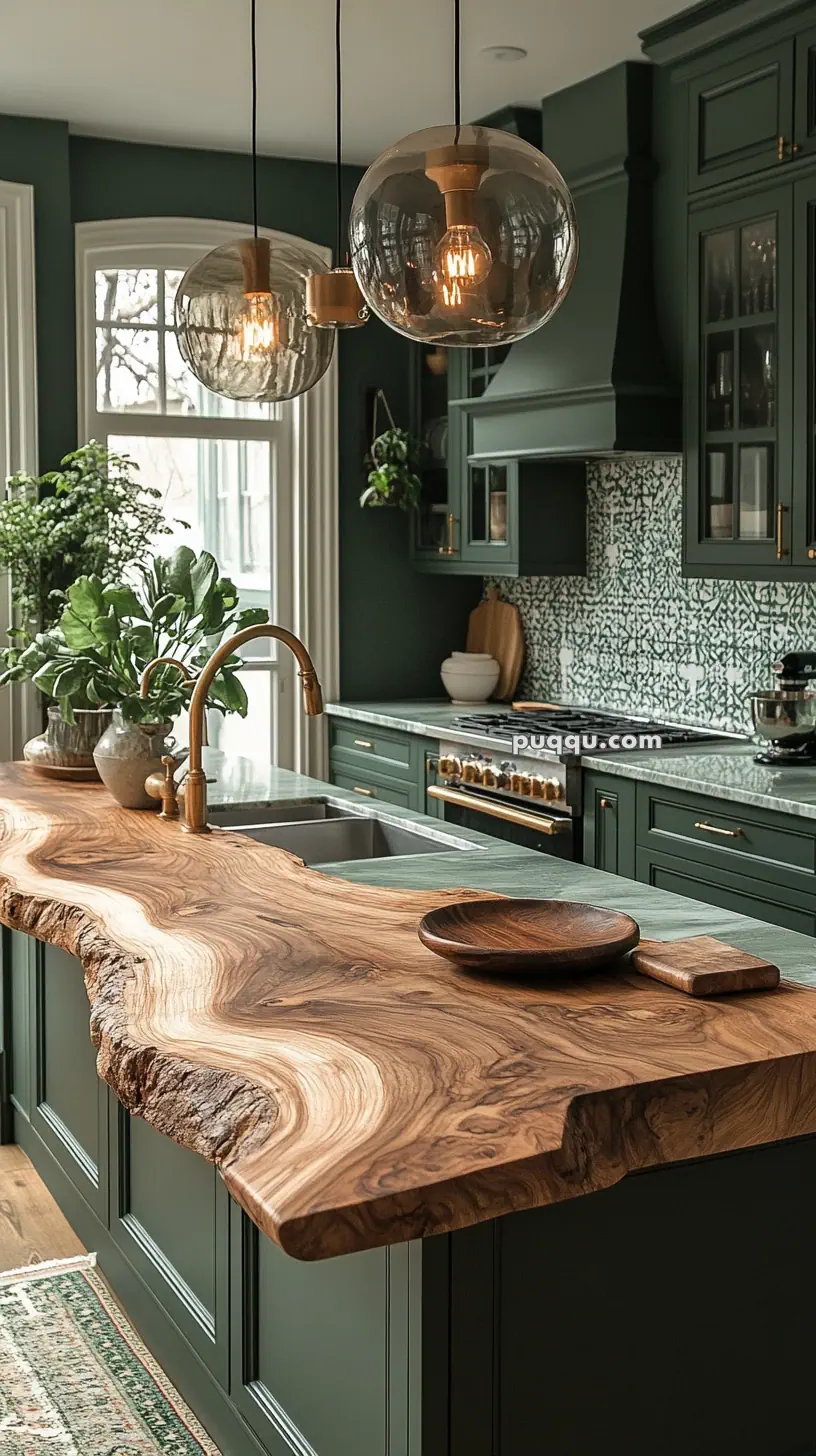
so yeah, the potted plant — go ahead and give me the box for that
[0,545,266,804]
[360,390,422,511]
[0,441,178,641]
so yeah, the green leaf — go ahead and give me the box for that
[163,545,196,603]
[102,584,146,620]
[91,610,118,644]
[189,551,218,613]
[151,592,183,624]
[209,670,248,716]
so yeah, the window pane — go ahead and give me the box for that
[95,268,159,324]
[107,433,271,609]
[205,670,272,759]
[96,328,159,412]
[165,327,275,422]
[164,268,185,325]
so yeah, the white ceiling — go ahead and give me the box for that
[0,0,684,166]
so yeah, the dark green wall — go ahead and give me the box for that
[0,116,75,469]
[0,121,476,700]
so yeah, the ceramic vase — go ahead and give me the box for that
[93,711,176,810]
[23,707,113,780]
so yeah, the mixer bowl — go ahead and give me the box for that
[751,690,816,749]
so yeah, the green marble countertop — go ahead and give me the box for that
[326,700,816,822]
[204,751,816,989]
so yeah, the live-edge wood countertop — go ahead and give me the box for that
[4,760,816,1261]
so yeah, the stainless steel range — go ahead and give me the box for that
[429,706,731,859]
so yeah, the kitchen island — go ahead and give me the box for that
[3,756,816,1456]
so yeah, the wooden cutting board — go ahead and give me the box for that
[466,587,524,701]
[631,935,780,996]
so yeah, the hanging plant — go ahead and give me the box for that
[361,390,422,511]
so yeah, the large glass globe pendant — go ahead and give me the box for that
[174,235,334,402]
[349,123,578,347]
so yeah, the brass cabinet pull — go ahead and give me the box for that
[694,820,744,838]
[599,797,613,809]
[778,136,800,160]
[428,783,571,835]
[353,738,373,749]
[353,785,376,797]
[809,548,816,560]
[777,503,788,559]
[438,513,456,557]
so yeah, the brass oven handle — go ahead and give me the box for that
[777,503,788,559]
[438,513,456,556]
[353,738,373,749]
[428,783,571,835]
[694,820,744,839]
[353,785,376,797]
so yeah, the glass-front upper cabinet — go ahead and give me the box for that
[793,174,816,566]
[686,188,793,573]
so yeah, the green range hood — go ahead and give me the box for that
[466,62,681,463]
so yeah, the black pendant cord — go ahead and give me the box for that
[454,0,461,142]
[251,0,259,238]
[335,0,344,265]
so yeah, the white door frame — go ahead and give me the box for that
[75,217,338,779]
[0,180,38,762]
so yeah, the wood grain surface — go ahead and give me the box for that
[633,936,781,996]
[4,762,816,1261]
[466,588,524,700]
[418,898,639,972]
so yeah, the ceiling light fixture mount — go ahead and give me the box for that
[174,0,334,401]
[305,0,369,330]
[349,0,578,346]
[480,44,528,62]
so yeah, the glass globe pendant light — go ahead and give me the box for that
[174,0,334,402]
[305,0,369,331]
[348,0,578,347]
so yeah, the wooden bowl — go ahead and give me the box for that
[418,898,639,974]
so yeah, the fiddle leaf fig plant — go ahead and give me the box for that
[361,426,423,511]
[0,546,267,725]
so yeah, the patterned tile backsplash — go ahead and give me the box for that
[489,457,816,735]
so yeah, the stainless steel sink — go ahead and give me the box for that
[213,799,465,864]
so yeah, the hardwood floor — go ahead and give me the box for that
[0,1143,84,1271]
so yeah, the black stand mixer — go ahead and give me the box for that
[751,651,816,765]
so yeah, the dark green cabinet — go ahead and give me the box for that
[30,941,109,1221]
[686,186,794,571]
[688,41,795,191]
[582,772,636,877]
[329,717,436,813]
[412,338,587,577]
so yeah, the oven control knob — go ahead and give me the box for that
[438,755,461,780]
[546,777,563,801]
[529,775,547,799]
[511,772,532,795]
[462,758,482,783]
[481,766,498,788]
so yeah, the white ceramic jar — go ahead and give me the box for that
[440,651,500,704]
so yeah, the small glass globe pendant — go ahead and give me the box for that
[174,235,335,402]
[349,123,578,347]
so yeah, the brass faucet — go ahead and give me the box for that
[182,623,323,833]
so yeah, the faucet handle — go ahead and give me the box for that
[145,754,182,820]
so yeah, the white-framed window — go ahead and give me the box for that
[76,218,338,776]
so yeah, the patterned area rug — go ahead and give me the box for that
[0,1254,220,1453]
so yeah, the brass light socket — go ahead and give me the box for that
[425,144,489,197]
[306,268,369,329]
[238,236,271,296]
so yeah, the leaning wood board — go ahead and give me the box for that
[466,587,524,700]
[3,762,816,1262]
[632,935,780,995]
